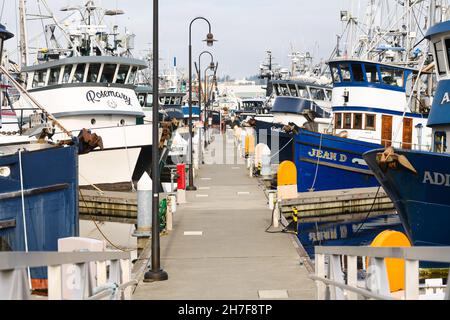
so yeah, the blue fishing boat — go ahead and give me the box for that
[292,57,431,192]
[363,20,450,249]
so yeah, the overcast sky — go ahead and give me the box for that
[2,0,355,78]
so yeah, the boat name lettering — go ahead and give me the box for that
[308,148,347,162]
[86,90,131,106]
[423,171,450,187]
[441,92,450,105]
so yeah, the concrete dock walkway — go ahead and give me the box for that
[132,130,315,300]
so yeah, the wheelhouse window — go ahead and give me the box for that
[100,64,117,83]
[331,66,341,83]
[353,113,363,129]
[273,84,280,96]
[61,65,74,83]
[434,131,447,153]
[365,114,376,130]
[73,64,86,83]
[87,63,101,83]
[48,67,61,86]
[364,64,380,83]
[339,64,351,82]
[297,85,309,98]
[32,70,47,88]
[310,88,325,101]
[434,40,447,76]
[380,67,404,87]
[334,113,342,129]
[127,66,139,84]
[116,65,130,84]
[351,64,364,82]
[288,84,298,97]
[343,113,352,129]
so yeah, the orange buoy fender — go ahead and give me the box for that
[368,230,411,293]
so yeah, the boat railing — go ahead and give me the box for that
[310,246,450,300]
[0,251,134,300]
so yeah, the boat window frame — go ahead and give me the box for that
[61,64,75,84]
[434,39,448,76]
[379,65,405,88]
[338,63,352,82]
[353,113,363,129]
[433,131,447,153]
[116,64,131,84]
[334,113,342,129]
[127,66,139,85]
[309,87,326,101]
[288,84,298,97]
[99,63,118,83]
[330,64,341,83]
[47,66,62,86]
[343,113,352,129]
[363,63,381,84]
[31,69,49,89]
[350,63,365,82]
[365,113,376,131]
[86,63,102,83]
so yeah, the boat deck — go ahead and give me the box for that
[132,130,315,300]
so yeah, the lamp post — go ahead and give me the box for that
[187,17,216,191]
[203,63,217,148]
[144,0,168,283]
[198,51,215,151]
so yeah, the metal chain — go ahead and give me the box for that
[0,130,20,135]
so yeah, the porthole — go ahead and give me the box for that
[120,119,126,126]
[0,166,11,177]
[91,119,96,125]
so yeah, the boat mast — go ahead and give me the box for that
[18,0,29,68]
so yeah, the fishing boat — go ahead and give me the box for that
[0,23,80,284]
[253,79,333,163]
[291,0,434,192]
[363,19,450,249]
[13,1,153,190]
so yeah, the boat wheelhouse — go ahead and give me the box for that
[270,80,332,127]
[328,59,432,150]
[136,87,186,122]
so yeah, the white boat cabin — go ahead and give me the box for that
[328,58,432,150]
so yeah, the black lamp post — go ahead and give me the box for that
[203,63,217,148]
[187,17,217,191]
[144,0,168,283]
[198,51,215,151]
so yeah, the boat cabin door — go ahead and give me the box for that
[381,115,393,147]
[402,118,413,149]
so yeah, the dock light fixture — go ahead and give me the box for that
[0,24,14,66]
[197,51,215,154]
[187,17,217,191]
[144,0,168,283]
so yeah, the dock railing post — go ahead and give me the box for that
[315,252,326,300]
[347,255,358,300]
[404,259,419,300]
[48,265,63,300]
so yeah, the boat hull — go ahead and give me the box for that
[294,129,380,192]
[363,149,450,247]
[0,145,78,278]
[254,120,295,164]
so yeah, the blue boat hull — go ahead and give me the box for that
[363,149,450,247]
[0,146,79,279]
[294,129,381,192]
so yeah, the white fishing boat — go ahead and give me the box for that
[13,0,153,190]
